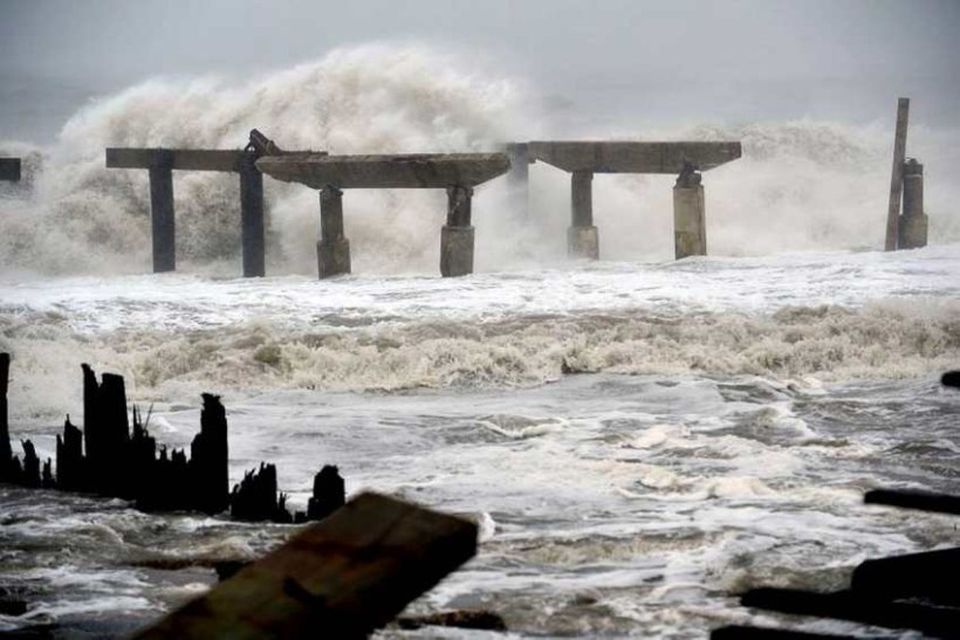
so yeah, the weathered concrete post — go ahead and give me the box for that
[505,143,530,217]
[899,159,928,249]
[318,186,351,278]
[148,151,176,273]
[885,98,910,251]
[673,167,706,259]
[440,185,475,277]
[568,170,599,259]
[239,153,266,277]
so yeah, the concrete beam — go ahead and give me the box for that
[440,185,474,277]
[674,172,707,259]
[256,153,511,189]
[885,98,910,251]
[527,141,741,174]
[148,151,176,273]
[568,170,598,260]
[318,186,350,278]
[0,158,20,182]
[505,143,530,217]
[107,148,248,173]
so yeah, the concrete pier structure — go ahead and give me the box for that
[318,186,351,277]
[515,140,741,260]
[148,151,176,273]
[441,185,475,277]
[0,158,21,182]
[256,153,510,279]
[105,131,304,276]
[899,159,927,249]
[568,170,598,259]
[673,167,706,259]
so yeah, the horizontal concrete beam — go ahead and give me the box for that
[257,153,511,189]
[0,158,21,182]
[106,148,248,172]
[526,141,741,173]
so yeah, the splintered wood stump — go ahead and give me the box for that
[230,462,290,522]
[307,465,344,521]
[134,493,478,640]
[0,353,11,479]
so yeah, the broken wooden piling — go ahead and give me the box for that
[885,98,910,251]
[133,493,478,640]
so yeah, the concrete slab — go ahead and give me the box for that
[256,153,510,189]
[527,141,741,173]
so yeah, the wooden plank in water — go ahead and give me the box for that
[884,98,909,251]
[133,492,478,640]
[851,546,960,605]
[741,587,960,637]
[0,158,20,182]
[864,488,960,516]
[106,148,246,172]
[712,625,859,639]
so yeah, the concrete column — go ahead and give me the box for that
[673,172,706,259]
[568,170,598,259]
[239,154,265,277]
[148,150,175,273]
[899,159,927,249]
[317,186,351,278]
[440,185,474,277]
[505,143,530,217]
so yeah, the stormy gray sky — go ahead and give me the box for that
[2,0,959,141]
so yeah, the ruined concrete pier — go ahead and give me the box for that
[673,164,706,259]
[568,170,598,259]
[899,159,927,249]
[256,152,510,278]
[318,186,351,277]
[106,131,306,277]
[510,140,741,260]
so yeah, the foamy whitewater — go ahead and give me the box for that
[1,46,959,638]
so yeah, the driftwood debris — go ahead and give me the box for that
[133,492,478,640]
[0,354,343,524]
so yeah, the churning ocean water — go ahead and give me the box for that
[0,45,958,638]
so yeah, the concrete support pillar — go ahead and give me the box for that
[239,154,266,277]
[440,185,474,277]
[148,151,175,273]
[505,143,530,217]
[673,172,706,259]
[317,186,351,278]
[568,170,599,259]
[899,159,928,249]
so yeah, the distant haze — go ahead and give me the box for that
[1,0,959,142]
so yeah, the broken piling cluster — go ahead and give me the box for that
[0,353,343,524]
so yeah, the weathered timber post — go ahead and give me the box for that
[673,165,707,259]
[885,98,910,251]
[440,185,475,277]
[0,353,11,479]
[239,152,266,277]
[505,143,530,217]
[568,170,599,259]
[148,150,176,272]
[318,186,351,278]
[899,159,927,249]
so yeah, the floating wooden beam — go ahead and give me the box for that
[851,546,960,605]
[864,488,960,515]
[527,141,742,173]
[741,587,960,637]
[133,493,478,640]
[0,158,21,182]
[711,626,859,639]
[884,98,910,251]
